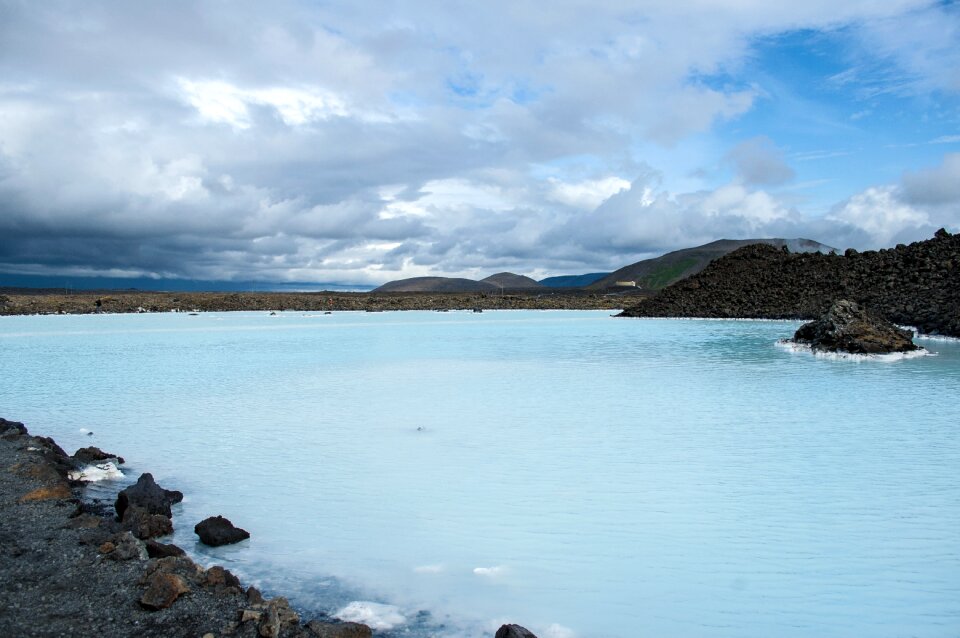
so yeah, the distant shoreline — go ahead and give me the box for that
[0,289,633,315]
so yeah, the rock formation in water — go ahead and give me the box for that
[495,624,539,638]
[195,514,251,546]
[790,300,920,354]
[619,229,960,338]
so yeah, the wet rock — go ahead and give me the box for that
[792,299,920,354]
[195,515,250,546]
[140,572,190,610]
[72,446,124,465]
[145,539,186,558]
[495,625,539,638]
[122,505,174,539]
[306,619,373,637]
[115,473,183,520]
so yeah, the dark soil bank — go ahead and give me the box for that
[620,229,960,338]
[0,417,539,638]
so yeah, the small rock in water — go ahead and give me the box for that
[495,625,539,638]
[195,515,250,546]
[791,299,920,354]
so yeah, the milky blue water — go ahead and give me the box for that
[1,311,959,638]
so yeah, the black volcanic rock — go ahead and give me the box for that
[792,300,919,354]
[194,515,250,546]
[619,230,960,338]
[73,446,125,465]
[495,625,538,638]
[115,473,183,520]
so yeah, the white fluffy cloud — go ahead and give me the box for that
[0,0,956,284]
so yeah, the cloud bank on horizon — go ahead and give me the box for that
[1,0,958,285]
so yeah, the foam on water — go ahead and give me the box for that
[68,461,124,482]
[334,601,406,630]
[774,339,932,361]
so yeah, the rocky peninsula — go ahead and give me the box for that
[619,229,960,338]
[0,418,540,638]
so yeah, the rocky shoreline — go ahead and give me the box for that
[619,229,960,338]
[0,290,629,316]
[0,418,539,638]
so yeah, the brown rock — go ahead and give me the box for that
[99,541,116,554]
[18,482,71,502]
[140,572,190,610]
[144,539,186,558]
[122,505,174,539]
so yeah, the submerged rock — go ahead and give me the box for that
[792,299,920,354]
[195,515,250,546]
[495,625,539,638]
[115,473,183,520]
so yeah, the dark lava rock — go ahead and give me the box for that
[306,619,374,637]
[115,472,183,520]
[145,539,186,558]
[0,418,27,438]
[496,625,539,638]
[620,229,960,338]
[72,446,124,465]
[194,515,250,546]
[792,299,920,354]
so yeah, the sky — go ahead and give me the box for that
[1,1,959,286]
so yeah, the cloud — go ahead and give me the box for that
[725,136,796,186]
[901,153,960,205]
[0,1,954,285]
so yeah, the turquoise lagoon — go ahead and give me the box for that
[1,310,958,637]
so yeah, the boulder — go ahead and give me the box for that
[73,446,124,465]
[122,506,174,539]
[140,572,190,610]
[144,539,186,559]
[115,473,183,520]
[495,625,539,638]
[102,531,148,561]
[0,418,27,438]
[194,515,250,546]
[792,299,920,354]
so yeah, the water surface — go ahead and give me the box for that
[1,311,958,637]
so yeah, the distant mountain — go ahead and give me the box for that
[481,273,544,289]
[589,238,835,291]
[372,277,498,293]
[539,273,610,288]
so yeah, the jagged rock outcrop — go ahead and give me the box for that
[791,300,920,354]
[620,229,960,337]
[495,625,538,638]
[195,515,250,546]
[115,473,183,519]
